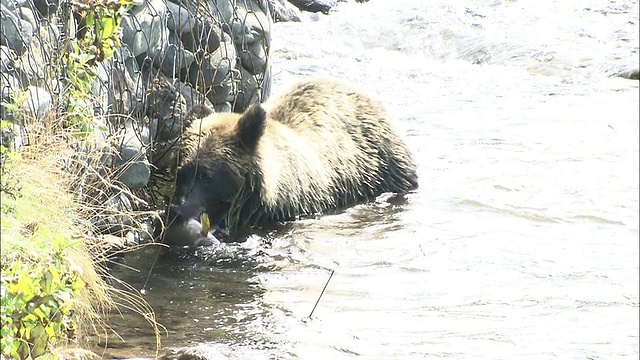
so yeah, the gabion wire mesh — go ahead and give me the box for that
[1,0,272,236]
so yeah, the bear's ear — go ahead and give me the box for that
[236,104,266,152]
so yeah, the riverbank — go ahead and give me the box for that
[0,122,160,359]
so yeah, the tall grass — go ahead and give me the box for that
[0,113,161,359]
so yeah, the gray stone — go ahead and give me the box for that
[616,69,639,80]
[214,101,232,113]
[116,120,151,189]
[99,234,129,251]
[156,115,181,141]
[269,0,303,22]
[288,0,337,14]
[121,0,169,58]
[238,39,267,75]
[92,192,135,234]
[17,6,38,29]
[11,23,57,86]
[156,31,194,77]
[108,47,144,114]
[26,22,57,68]
[24,85,52,120]
[0,0,19,11]
[166,0,196,33]
[13,56,44,86]
[1,5,34,55]
[0,45,16,72]
[179,18,221,54]
[146,75,186,141]
[187,40,236,93]
[119,160,151,189]
[160,346,219,360]
[234,67,261,112]
[206,70,235,104]
[229,1,271,45]
[32,0,58,18]
[0,72,19,99]
[91,62,110,117]
[209,0,233,23]
[179,82,213,110]
[261,54,271,100]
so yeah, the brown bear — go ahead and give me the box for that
[164,77,418,245]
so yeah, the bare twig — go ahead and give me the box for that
[309,269,335,318]
[83,163,149,207]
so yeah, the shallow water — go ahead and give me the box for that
[104,0,639,358]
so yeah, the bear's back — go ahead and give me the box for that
[255,78,418,220]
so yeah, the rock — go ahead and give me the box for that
[99,234,137,251]
[116,120,151,189]
[0,71,19,100]
[121,0,169,58]
[229,0,271,45]
[179,18,221,54]
[288,0,337,14]
[157,31,195,78]
[119,160,151,189]
[24,85,52,120]
[160,347,213,360]
[0,4,34,55]
[209,0,233,23]
[0,45,16,72]
[616,69,639,80]
[32,0,58,18]
[17,6,38,29]
[108,47,144,114]
[0,0,20,11]
[261,55,272,100]
[206,71,235,105]
[12,22,58,86]
[186,40,236,95]
[146,76,186,141]
[92,192,135,234]
[268,0,303,22]
[0,119,22,149]
[234,67,261,112]
[238,39,268,75]
[166,0,196,32]
[179,82,214,110]
[214,101,232,113]
[91,62,110,118]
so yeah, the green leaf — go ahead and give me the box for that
[17,340,30,360]
[30,324,48,358]
[32,306,48,323]
[44,324,55,338]
[100,16,116,40]
[71,277,86,291]
[39,270,53,294]
[80,122,94,135]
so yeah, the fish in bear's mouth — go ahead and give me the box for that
[163,212,228,248]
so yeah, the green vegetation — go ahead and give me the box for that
[0,1,159,359]
[0,138,112,359]
[63,0,132,137]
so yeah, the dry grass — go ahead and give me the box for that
[1,112,162,358]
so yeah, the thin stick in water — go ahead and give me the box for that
[309,269,335,318]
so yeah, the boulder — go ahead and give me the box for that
[0,4,34,55]
[121,0,169,59]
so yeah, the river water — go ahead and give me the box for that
[105,1,639,359]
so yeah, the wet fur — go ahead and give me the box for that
[173,78,418,239]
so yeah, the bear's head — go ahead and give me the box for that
[168,104,267,240]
